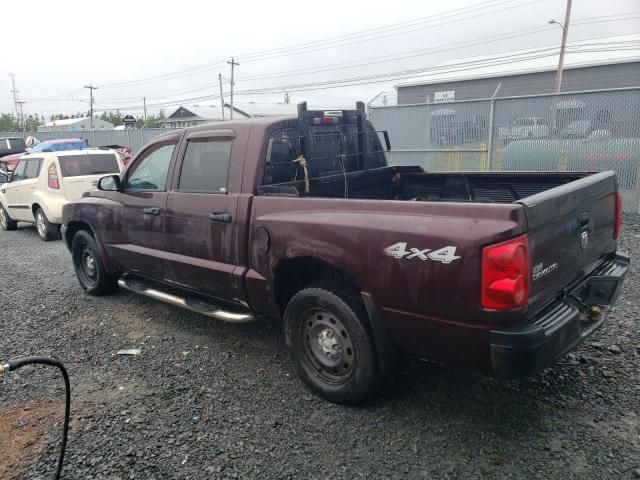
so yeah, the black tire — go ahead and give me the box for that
[71,230,118,295]
[35,208,61,241]
[284,284,380,404]
[0,204,17,231]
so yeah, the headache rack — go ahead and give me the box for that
[262,101,391,194]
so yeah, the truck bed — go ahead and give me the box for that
[257,166,589,204]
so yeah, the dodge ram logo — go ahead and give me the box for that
[580,231,589,250]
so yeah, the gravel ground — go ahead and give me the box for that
[1,217,639,480]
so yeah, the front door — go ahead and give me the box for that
[165,132,238,300]
[107,140,178,280]
[3,158,42,221]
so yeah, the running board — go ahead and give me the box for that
[117,275,255,323]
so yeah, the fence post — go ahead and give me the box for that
[480,143,487,171]
[558,148,569,171]
[454,146,461,171]
[486,82,501,171]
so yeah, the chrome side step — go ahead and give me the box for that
[117,275,255,323]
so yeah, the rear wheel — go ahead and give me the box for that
[35,208,60,241]
[284,284,380,404]
[71,230,118,295]
[0,204,17,231]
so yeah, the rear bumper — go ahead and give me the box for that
[489,253,629,377]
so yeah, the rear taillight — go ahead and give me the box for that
[48,164,59,189]
[481,234,529,310]
[613,192,623,240]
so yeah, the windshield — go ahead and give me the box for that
[31,139,88,153]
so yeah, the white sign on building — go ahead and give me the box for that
[433,91,455,103]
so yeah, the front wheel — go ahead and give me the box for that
[0,204,17,231]
[35,208,61,241]
[284,284,380,404]
[71,230,118,295]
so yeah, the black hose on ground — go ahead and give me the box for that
[1,356,70,480]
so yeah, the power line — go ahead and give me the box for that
[96,0,541,89]
[91,15,639,107]
[103,42,637,111]
[88,15,638,109]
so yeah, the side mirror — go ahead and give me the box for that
[0,171,7,184]
[97,174,122,192]
[383,131,391,151]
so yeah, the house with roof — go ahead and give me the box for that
[161,102,298,128]
[395,34,640,104]
[38,117,114,132]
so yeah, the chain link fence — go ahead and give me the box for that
[0,128,176,153]
[370,87,640,212]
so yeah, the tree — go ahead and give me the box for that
[0,113,17,131]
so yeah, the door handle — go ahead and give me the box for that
[143,207,161,216]
[209,212,232,223]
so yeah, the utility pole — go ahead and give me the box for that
[8,73,19,126]
[143,97,147,123]
[84,85,98,129]
[550,0,572,94]
[218,74,225,121]
[16,101,26,134]
[227,57,239,120]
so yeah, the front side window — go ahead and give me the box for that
[178,139,232,193]
[24,159,43,179]
[125,142,176,191]
[11,160,27,181]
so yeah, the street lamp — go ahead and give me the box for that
[548,19,565,31]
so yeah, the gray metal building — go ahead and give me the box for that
[396,34,640,104]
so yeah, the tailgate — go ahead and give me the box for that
[58,152,120,201]
[519,171,619,315]
[61,175,102,201]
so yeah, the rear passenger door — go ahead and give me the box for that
[165,130,239,301]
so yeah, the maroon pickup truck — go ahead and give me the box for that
[62,102,629,403]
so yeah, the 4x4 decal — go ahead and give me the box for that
[383,242,461,264]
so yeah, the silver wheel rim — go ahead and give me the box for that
[301,309,355,384]
[36,212,47,238]
[0,207,6,229]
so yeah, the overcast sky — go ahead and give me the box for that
[1,0,638,118]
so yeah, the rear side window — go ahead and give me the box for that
[58,154,119,177]
[178,139,232,193]
[24,158,43,179]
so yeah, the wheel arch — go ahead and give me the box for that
[273,256,361,317]
[66,220,118,276]
[272,256,400,377]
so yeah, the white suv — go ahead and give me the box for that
[0,149,124,241]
